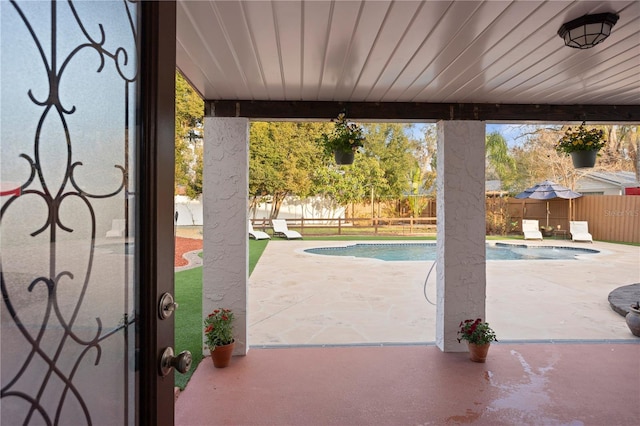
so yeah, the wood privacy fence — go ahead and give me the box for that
[573,196,638,243]
[496,196,639,243]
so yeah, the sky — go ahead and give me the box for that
[410,123,527,148]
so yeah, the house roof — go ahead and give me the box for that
[579,171,639,188]
[176,1,640,121]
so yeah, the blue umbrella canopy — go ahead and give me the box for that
[514,180,582,200]
[515,181,582,228]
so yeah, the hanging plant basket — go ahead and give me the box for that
[320,112,365,165]
[556,122,605,169]
[570,150,598,168]
[334,150,355,165]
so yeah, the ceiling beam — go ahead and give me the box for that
[206,100,639,123]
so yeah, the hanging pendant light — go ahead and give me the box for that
[558,13,619,49]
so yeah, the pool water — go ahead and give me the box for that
[304,243,599,261]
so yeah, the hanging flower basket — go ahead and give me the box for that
[555,122,605,169]
[570,150,598,168]
[320,112,365,165]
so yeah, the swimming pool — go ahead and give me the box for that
[304,243,599,261]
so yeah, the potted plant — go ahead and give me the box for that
[204,308,235,368]
[556,121,606,168]
[319,112,365,165]
[625,301,640,337]
[540,225,554,237]
[457,318,497,363]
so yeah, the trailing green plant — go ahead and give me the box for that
[457,318,497,345]
[319,112,365,155]
[556,122,606,154]
[204,308,235,349]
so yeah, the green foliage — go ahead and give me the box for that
[249,122,326,217]
[185,143,203,199]
[486,131,516,184]
[406,167,429,217]
[457,318,497,345]
[204,308,235,348]
[175,71,204,197]
[362,123,420,200]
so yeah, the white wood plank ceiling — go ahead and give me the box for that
[176,0,640,105]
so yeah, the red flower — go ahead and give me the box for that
[221,315,228,321]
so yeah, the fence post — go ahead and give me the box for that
[338,217,342,235]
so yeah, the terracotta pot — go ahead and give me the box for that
[570,150,597,168]
[334,150,355,165]
[210,340,235,368]
[625,306,640,337]
[467,342,490,363]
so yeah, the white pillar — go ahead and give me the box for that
[435,121,486,352]
[203,117,249,355]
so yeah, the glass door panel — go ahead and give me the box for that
[1,1,139,424]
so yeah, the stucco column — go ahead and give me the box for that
[435,120,486,352]
[203,117,249,355]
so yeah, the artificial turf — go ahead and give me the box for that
[174,238,269,390]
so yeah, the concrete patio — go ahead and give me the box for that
[247,240,639,345]
[175,239,639,425]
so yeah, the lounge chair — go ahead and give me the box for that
[271,219,302,239]
[248,221,270,240]
[570,221,593,243]
[522,219,543,240]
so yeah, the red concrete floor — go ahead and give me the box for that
[175,342,639,425]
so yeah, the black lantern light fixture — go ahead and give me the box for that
[558,13,619,49]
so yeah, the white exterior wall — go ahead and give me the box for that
[175,195,204,225]
[203,117,249,355]
[436,121,486,352]
[575,177,623,195]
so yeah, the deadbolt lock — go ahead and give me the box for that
[158,292,179,319]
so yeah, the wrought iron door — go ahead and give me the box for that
[1,1,152,424]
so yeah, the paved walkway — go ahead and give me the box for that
[248,240,640,345]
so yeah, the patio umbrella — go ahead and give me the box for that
[514,180,582,227]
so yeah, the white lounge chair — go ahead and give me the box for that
[271,219,302,239]
[570,221,593,243]
[248,221,270,240]
[522,219,543,240]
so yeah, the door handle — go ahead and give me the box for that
[160,347,192,376]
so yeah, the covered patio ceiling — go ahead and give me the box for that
[176,0,639,121]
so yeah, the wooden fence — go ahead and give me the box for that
[574,196,640,243]
[252,195,640,243]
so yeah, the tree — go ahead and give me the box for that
[361,123,420,201]
[175,71,204,196]
[248,122,327,218]
[485,131,517,192]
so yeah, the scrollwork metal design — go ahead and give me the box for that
[1,1,138,424]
